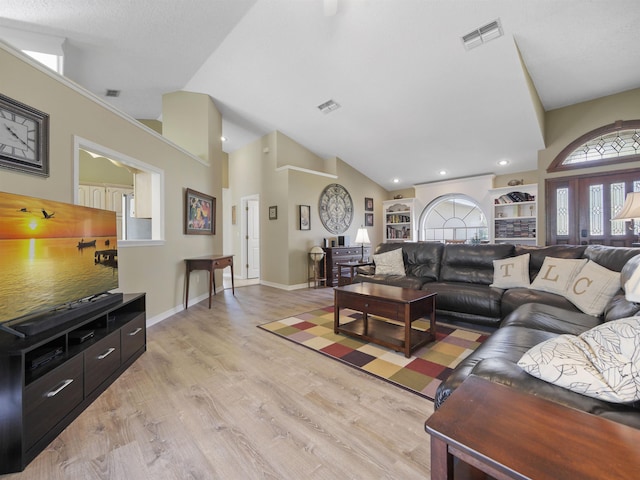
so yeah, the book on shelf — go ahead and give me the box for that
[494,192,536,204]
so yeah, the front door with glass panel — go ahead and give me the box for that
[546,170,640,246]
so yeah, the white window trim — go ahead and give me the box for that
[73,136,165,246]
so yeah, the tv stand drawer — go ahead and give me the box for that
[24,355,83,450]
[84,330,121,395]
[121,313,146,363]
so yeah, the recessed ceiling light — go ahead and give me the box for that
[221,136,227,142]
[497,159,510,166]
[439,170,447,176]
[392,178,400,183]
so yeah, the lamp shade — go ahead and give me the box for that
[354,227,370,245]
[613,192,640,220]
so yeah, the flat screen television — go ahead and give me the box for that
[0,191,119,336]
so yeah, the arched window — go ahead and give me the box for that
[547,120,640,172]
[419,194,488,243]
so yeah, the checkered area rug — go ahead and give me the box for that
[258,305,488,401]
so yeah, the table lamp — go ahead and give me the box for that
[613,192,640,243]
[354,226,370,262]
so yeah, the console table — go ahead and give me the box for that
[425,375,640,480]
[184,254,235,309]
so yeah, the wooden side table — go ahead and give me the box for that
[335,260,372,286]
[425,375,640,480]
[184,255,235,309]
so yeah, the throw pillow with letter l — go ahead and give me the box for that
[373,248,406,276]
[530,257,588,296]
[564,260,621,316]
[518,317,640,403]
[490,253,531,288]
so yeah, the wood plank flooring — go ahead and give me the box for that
[5,285,434,479]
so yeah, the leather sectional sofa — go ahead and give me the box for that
[353,242,640,428]
[354,242,639,328]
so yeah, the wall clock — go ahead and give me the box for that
[319,183,354,234]
[0,93,49,177]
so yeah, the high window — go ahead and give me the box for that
[419,194,488,243]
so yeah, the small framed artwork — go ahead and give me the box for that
[185,188,215,235]
[231,205,237,225]
[299,205,311,230]
[365,212,374,227]
[269,205,278,220]
[365,197,374,212]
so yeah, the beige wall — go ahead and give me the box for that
[229,131,387,288]
[0,44,222,323]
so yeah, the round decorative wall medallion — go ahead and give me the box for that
[319,183,354,234]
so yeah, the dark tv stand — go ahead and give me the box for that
[0,293,146,474]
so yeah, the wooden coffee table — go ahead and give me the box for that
[334,283,436,358]
[425,375,640,480]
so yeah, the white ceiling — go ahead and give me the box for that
[2,0,640,190]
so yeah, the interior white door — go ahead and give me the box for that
[246,198,260,278]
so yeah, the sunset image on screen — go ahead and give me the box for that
[0,191,119,324]
[0,192,116,239]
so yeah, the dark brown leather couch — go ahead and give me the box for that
[354,242,639,328]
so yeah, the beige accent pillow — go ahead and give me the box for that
[518,317,640,403]
[373,248,405,276]
[490,253,530,288]
[530,257,588,296]
[564,260,621,316]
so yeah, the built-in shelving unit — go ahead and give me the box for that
[490,184,538,245]
[383,198,419,242]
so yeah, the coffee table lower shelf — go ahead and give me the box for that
[336,318,432,354]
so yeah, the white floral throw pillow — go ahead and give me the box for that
[518,317,640,403]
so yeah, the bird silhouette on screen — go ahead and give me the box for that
[41,209,55,219]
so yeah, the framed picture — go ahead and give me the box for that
[299,205,311,230]
[365,197,374,212]
[269,205,278,220]
[365,212,374,227]
[0,93,50,177]
[231,205,237,225]
[185,188,215,235]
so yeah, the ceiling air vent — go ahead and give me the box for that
[317,99,341,114]
[462,19,503,51]
[105,89,121,97]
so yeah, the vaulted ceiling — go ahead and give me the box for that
[2,0,639,189]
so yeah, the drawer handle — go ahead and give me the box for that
[98,347,116,360]
[46,379,73,398]
[128,327,143,336]
[364,303,369,308]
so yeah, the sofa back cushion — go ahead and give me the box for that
[403,242,444,280]
[440,244,515,285]
[374,242,444,281]
[583,244,640,272]
[515,245,587,280]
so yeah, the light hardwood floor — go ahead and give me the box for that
[5,285,434,480]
